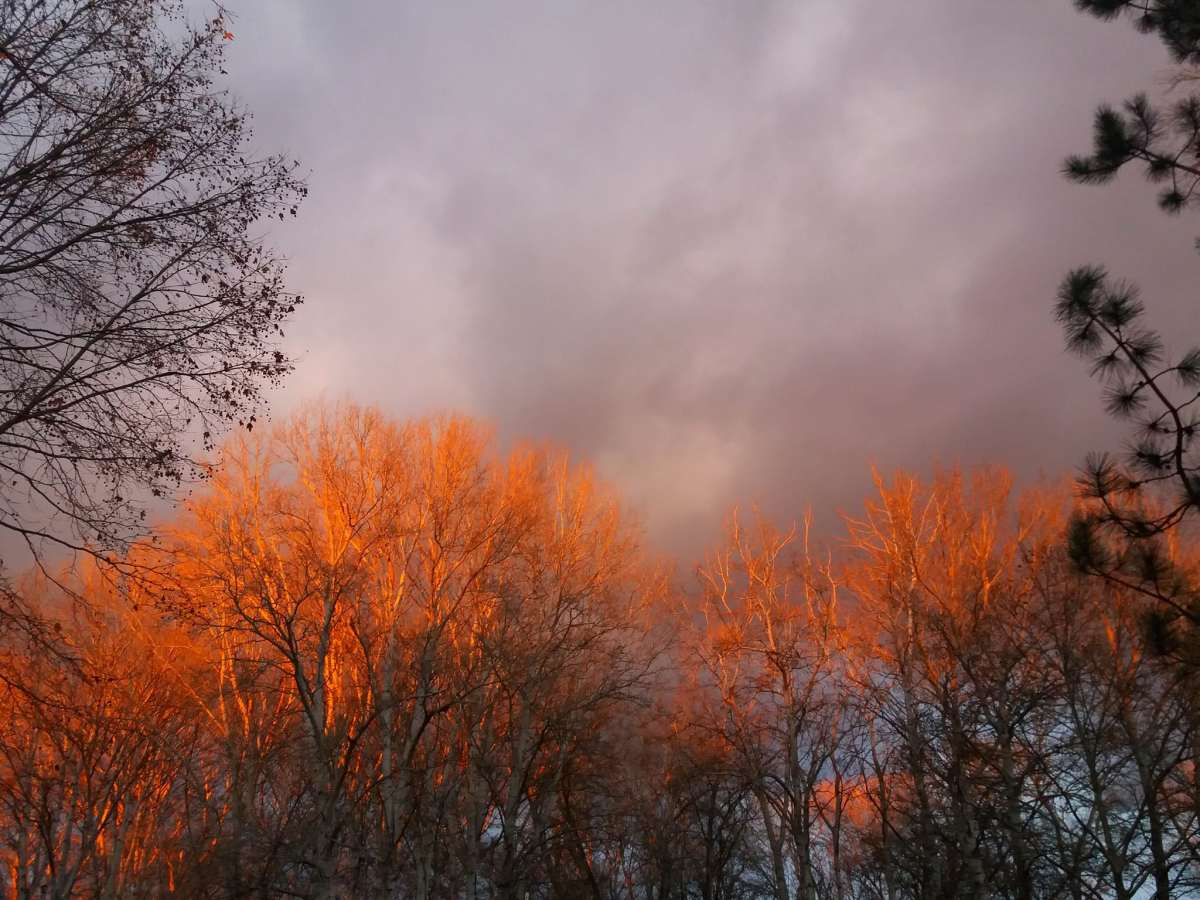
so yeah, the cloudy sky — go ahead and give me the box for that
[221,1,1198,556]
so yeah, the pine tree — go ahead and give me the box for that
[1057,1,1200,637]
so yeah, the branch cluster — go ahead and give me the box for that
[0,0,305,560]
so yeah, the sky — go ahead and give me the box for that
[220,0,1199,557]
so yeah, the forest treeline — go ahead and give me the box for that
[3,402,1199,900]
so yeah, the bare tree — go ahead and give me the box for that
[687,508,850,900]
[0,0,305,564]
[0,569,204,900]
[153,403,663,900]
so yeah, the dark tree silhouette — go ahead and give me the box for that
[1057,1,1200,631]
[0,0,305,564]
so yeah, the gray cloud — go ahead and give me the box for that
[223,0,1199,555]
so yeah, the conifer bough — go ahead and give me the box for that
[1059,0,1200,632]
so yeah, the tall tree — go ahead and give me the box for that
[0,0,305,565]
[153,402,663,900]
[688,509,849,900]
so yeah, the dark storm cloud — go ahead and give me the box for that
[223,0,1198,554]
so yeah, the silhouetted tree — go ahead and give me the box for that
[0,0,305,567]
[1056,1,1200,631]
